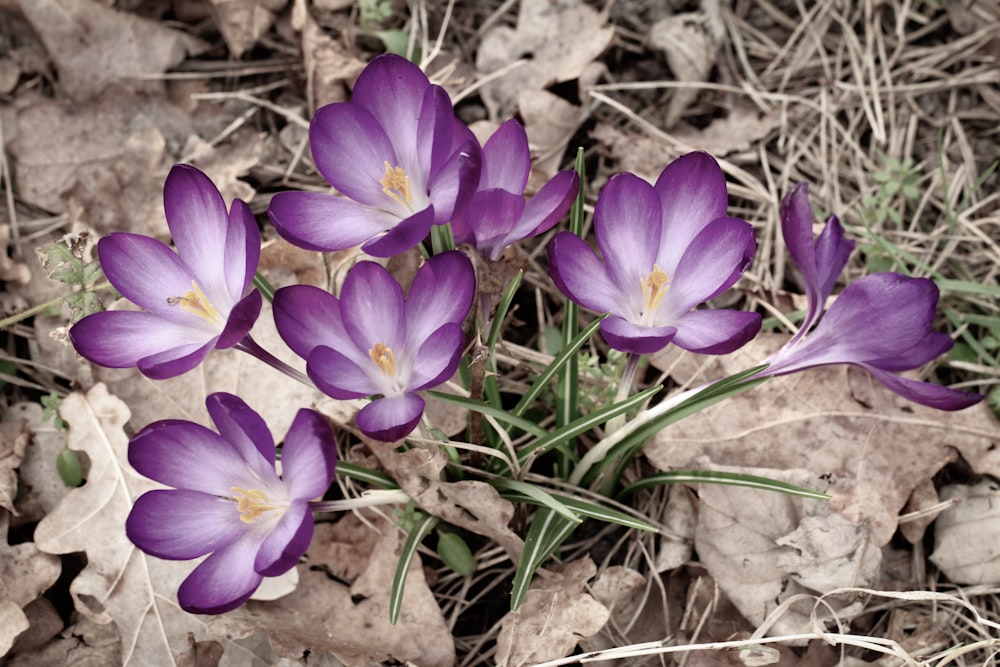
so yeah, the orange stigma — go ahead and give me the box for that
[380,162,413,208]
[369,342,397,376]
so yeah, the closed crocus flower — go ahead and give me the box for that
[126,393,337,614]
[268,54,481,258]
[273,251,474,441]
[762,184,981,410]
[451,119,578,261]
[548,152,761,355]
[69,165,262,379]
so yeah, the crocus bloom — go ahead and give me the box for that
[451,119,578,260]
[762,183,981,410]
[126,393,337,614]
[273,251,474,440]
[547,152,761,355]
[268,54,481,257]
[70,165,262,379]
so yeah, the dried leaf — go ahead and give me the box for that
[579,566,668,665]
[365,437,524,561]
[15,0,203,101]
[644,334,1000,546]
[0,404,33,513]
[32,384,275,666]
[207,0,285,58]
[208,512,455,666]
[930,480,1000,584]
[477,0,613,119]
[496,558,609,667]
[648,11,721,128]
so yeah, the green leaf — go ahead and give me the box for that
[426,391,548,438]
[511,316,605,419]
[510,507,578,611]
[390,513,438,625]
[56,447,83,487]
[436,531,476,577]
[488,479,581,523]
[375,29,419,61]
[335,461,398,489]
[619,470,831,500]
[517,384,661,467]
[253,271,276,302]
[498,487,657,532]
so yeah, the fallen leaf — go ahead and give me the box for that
[693,464,878,637]
[32,384,276,666]
[477,0,613,119]
[672,105,782,156]
[518,88,584,177]
[9,86,193,236]
[15,0,203,101]
[648,10,723,128]
[0,578,30,658]
[0,404,32,513]
[291,0,366,109]
[364,437,524,561]
[7,598,64,657]
[496,557,609,667]
[207,0,285,58]
[644,334,1000,547]
[930,480,1000,584]
[207,511,455,666]
[3,616,122,667]
[579,566,668,665]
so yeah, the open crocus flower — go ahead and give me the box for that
[268,54,481,258]
[547,152,761,355]
[126,393,337,614]
[451,119,578,261]
[761,183,981,410]
[273,251,474,441]
[69,165,262,379]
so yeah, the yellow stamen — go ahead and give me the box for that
[369,342,397,376]
[380,161,413,208]
[641,264,670,313]
[168,281,223,325]
[231,486,279,524]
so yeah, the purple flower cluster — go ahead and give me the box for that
[67,53,980,617]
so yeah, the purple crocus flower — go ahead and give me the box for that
[126,393,336,614]
[547,151,761,355]
[268,54,481,258]
[273,251,474,441]
[451,119,578,260]
[762,183,981,410]
[69,165,262,379]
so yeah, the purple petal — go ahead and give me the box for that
[481,119,530,193]
[356,393,425,441]
[216,289,262,349]
[779,183,820,296]
[273,285,352,360]
[137,340,216,380]
[405,251,475,342]
[514,170,579,238]
[409,323,465,390]
[360,205,436,257]
[255,499,313,576]
[547,232,622,314]
[665,217,755,314]
[417,85,454,187]
[814,214,853,299]
[339,262,406,351]
[128,420,279,496]
[812,274,939,359]
[453,189,526,259]
[70,310,211,370]
[351,55,430,173]
[226,198,262,298]
[600,316,677,355]
[177,535,264,614]
[280,408,338,500]
[163,165,230,281]
[205,392,276,472]
[671,309,762,354]
[654,151,729,271]
[594,173,661,293]
[310,103,401,207]
[97,233,196,317]
[427,126,482,222]
[268,191,396,252]
[127,489,246,560]
[869,331,953,372]
[308,345,381,399]
[863,366,983,411]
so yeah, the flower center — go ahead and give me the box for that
[640,264,670,315]
[231,486,280,524]
[368,342,397,376]
[381,162,413,209]
[168,281,223,325]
